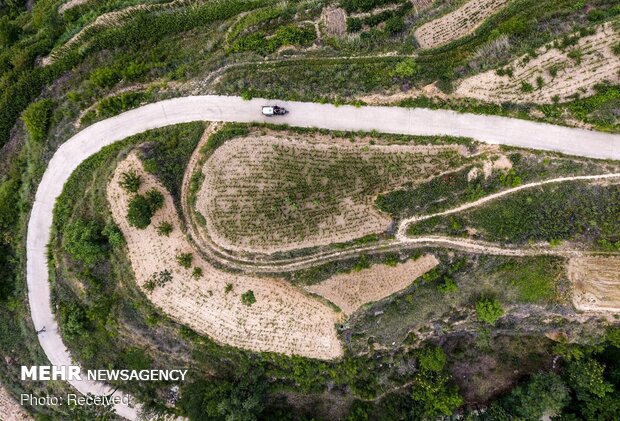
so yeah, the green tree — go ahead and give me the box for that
[393,58,419,79]
[156,221,173,236]
[475,297,504,325]
[126,190,163,229]
[566,358,614,401]
[145,189,164,211]
[102,222,124,248]
[180,370,266,421]
[127,195,153,229]
[411,372,463,418]
[418,346,447,373]
[241,290,256,306]
[119,170,142,193]
[501,373,569,419]
[0,16,21,47]
[177,253,193,269]
[90,67,122,88]
[64,219,107,267]
[21,99,53,143]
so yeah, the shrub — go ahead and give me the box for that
[97,92,145,118]
[61,304,89,339]
[567,49,582,65]
[393,58,418,79]
[192,267,203,279]
[536,76,544,89]
[475,297,504,325]
[144,269,173,292]
[347,18,362,32]
[102,222,125,248]
[0,16,21,47]
[384,16,404,35]
[119,170,142,193]
[418,346,447,372]
[177,253,193,269]
[145,189,164,211]
[21,99,53,143]
[156,221,173,236]
[500,373,569,419]
[241,290,256,306]
[225,283,233,293]
[127,195,154,229]
[437,277,458,293]
[411,371,463,418]
[64,219,107,267]
[613,43,620,56]
[90,67,122,88]
[520,81,534,93]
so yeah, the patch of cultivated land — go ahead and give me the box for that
[321,6,347,36]
[414,0,510,49]
[197,133,477,254]
[456,23,620,103]
[108,153,342,359]
[0,384,32,421]
[569,257,620,312]
[307,254,439,315]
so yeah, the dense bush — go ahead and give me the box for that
[475,297,504,325]
[340,0,403,13]
[230,24,315,55]
[96,92,146,119]
[63,219,108,267]
[20,99,53,143]
[119,170,142,193]
[126,189,163,229]
[241,290,256,306]
[180,370,266,421]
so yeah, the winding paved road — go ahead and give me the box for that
[26,95,620,419]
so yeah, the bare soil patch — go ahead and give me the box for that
[307,254,439,315]
[569,256,620,313]
[414,0,510,49]
[0,384,32,421]
[196,133,473,254]
[108,153,342,359]
[321,7,347,37]
[456,23,620,103]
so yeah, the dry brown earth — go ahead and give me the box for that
[569,257,620,313]
[456,23,620,103]
[107,153,343,359]
[414,0,510,49]
[321,7,347,36]
[196,134,474,254]
[0,384,32,421]
[307,254,439,315]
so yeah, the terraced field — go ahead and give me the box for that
[414,0,511,49]
[108,153,343,359]
[456,23,620,104]
[307,254,439,315]
[0,384,32,421]
[569,257,620,313]
[196,132,478,253]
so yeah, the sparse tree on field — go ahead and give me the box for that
[119,170,142,193]
[177,253,193,269]
[156,221,173,236]
[241,290,256,306]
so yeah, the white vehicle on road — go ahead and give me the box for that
[262,105,288,116]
